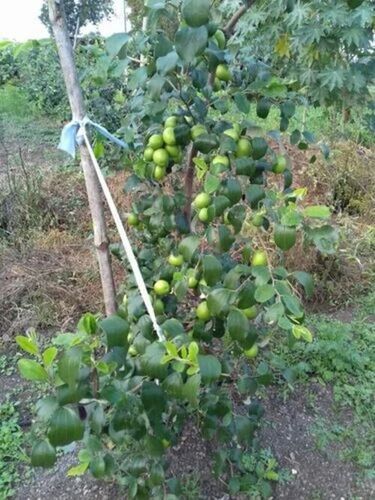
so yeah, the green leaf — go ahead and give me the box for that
[292,325,313,342]
[207,288,234,316]
[254,285,276,303]
[100,315,130,348]
[264,302,285,324]
[198,355,222,384]
[18,359,48,381]
[58,347,82,389]
[227,309,249,343]
[139,343,168,379]
[178,235,200,262]
[106,33,130,58]
[156,51,179,75]
[175,26,208,64]
[141,382,166,416]
[292,271,314,298]
[202,255,223,286]
[234,93,250,114]
[235,415,256,443]
[307,225,339,254]
[67,462,89,477]
[274,224,297,251]
[16,335,39,355]
[42,347,58,368]
[77,313,97,335]
[182,374,201,406]
[204,173,220,194]
[303,205,331,219]
[282,295,304,318]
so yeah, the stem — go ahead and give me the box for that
[48,0,117,316]
[183,144,196,230]
[224,2,253,37]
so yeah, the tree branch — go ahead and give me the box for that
[224,2,254,37]
[183,144,196,230]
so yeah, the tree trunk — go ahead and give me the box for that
[48,0,117,316]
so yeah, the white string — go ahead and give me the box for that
[78,124,165,342]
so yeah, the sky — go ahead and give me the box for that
[0,0,127,41]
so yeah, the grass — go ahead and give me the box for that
[268,291,375,477]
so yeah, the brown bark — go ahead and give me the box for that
[183,144,196,229]
[48,0,117,316]
[224,2,253,37]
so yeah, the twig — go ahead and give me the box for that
[224,2,253,37]
[183,144,196,229]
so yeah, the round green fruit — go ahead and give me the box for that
[196,301,211,321]
[148,134,164,150]
[236,138,252,157]
[244,344,258,359]
[191,125,207,140]
[194,192,211,209]
[163,127,176,146]
[182,0,210,27]
[31,440,56,468]
[166,145,180,158]
[272,155,287,174]
[198,208,209,222]
[251,213,264,227]
[242,306,258,319]
[168,254,184,267]
[144,147,154,161]
[154,280,170,296]
[223,128,239,142]
[153,148,169,167]
[214,30,226,49]
[188,276,198,288]
[127,213,139,226]
[251,250,268,267]
[213,78,222,92]
[165,116,178,127]
[216,64,231,82]
[154,166,166,181]
[212,155,230,168]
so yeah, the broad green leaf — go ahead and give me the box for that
[67,462,89,477]
[292,325,313,342]
[204,173,220,194]
[227,309,249,343]
[77,313,97,335]
[198,355,222,384]
[254,284,276,303]
[106,33,130,58]
[235,415,256,443]
[282,295,304,318]
[307,225,339,254]
[18,359,48,381]
[303,205,331,219]
[175,26,208,64]
[292,271,314,298]
[58,347,82,389]
[178,235,200,262]
[42,347,58,367]
[202,255,222,286]
[100,315,129,348]
[207,288,234,316]
[182,373,201,406]
[156,51,179,75]
[16,335,39,355]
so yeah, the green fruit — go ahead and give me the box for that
[244,344,258,359]
[188,276,198,288]
[251,213,264,227]
[213,78,222,92]
[48,407,84,447]
[216,64,231,82]
[191,124,207,140]
[31,440,56,468]
[166,145,180,158]
[272,155,287,174]
[127,213,139,226]
[144,147,154,161]
[165,116,178,127]
[90,456,106,478]
[274,224,297,251]
[194,192,211,209]
[242,306,258,319]
[154,166,166,181]
[148,134,164,150]
[236,138,252,157]
[168,254,184,266]
[196,301,211,321]
[163,127,176,146]
[256,98,271,119]
[223,128,239,142]
[212,155,230,169]
[251,250,268,267]
[153,148,169,167]
[182,0,210,27]
[214,30,226,49]
[198,208,209,222]
[154,299,165,315]
[154,280,170,296]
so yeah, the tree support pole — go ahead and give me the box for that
[48,0,117,316]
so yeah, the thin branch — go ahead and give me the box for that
[183,144,196,229]
[224,2,253,37]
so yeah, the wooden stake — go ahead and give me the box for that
[48,0,117,316]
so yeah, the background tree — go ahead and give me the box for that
[40,0,115,39]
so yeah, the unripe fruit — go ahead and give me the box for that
[244,344,258,359]
[148,134,164,150]
[251,250,268,267]
[144,147,154,161]
[154,166,166,181]
[214,30,226,49]
[166,145,180,158]
[198,208,209,222]
[213,78,222,92]
[191,125,207,140]
[212,155,230,168]
[188,276,198,288]
[242,305,258,319]
[165,116,177,127]
[154,280,170,296]
[223,128,239,142]
[272,155,287,174]
[196,301,211,321]
[153,148,169,167]
[163,127,176,146]
[194,192,211,209]
[251,213,264,227]
[127,213,139,226]
[236,138,252,157]
[168,254,184,267]
[216,64,231,82]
